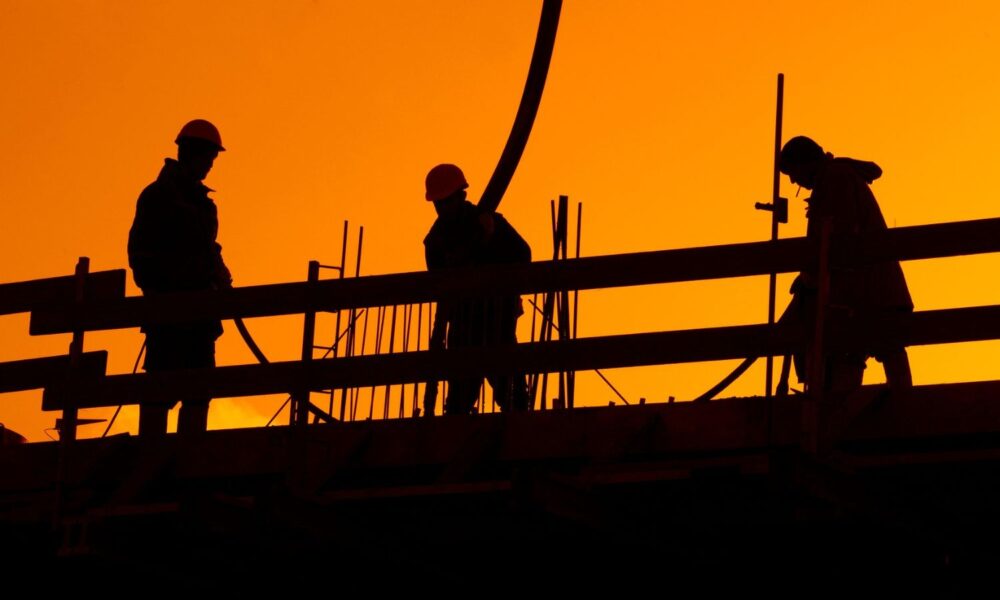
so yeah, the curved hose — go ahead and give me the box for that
[235,317,269,364]
[478,0,562,213]
[693,304,797,403]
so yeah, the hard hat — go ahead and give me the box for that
[425,164,468,202]
[175,119,225,151]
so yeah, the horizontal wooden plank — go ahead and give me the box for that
[41,322,804,409]
[0,270,125,316]
[0,352,108,394]
[827,305,1000,350]
[40,303,1000,411]
[15,381,1000,489]
[847,216,1000,265]
[29,218,1000,336]
[30,237,813,334]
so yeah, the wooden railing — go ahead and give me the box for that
[4,217,1000,441]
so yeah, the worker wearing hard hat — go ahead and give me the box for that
[127,119,232,436]
[422,164,532,416]
[779,135,913,396]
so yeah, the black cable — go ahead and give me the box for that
[101,340,145,437]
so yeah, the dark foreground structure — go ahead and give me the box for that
[4,216,1000,595]
[6,386,1000,595]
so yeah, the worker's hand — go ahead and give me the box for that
[478,212,495,239]
[216,262,233,289]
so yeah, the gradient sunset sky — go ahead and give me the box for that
[2,1,998,440]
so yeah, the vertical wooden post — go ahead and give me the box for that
[61,256,89,442]
[53,257,88,531]
[292,260,319,426]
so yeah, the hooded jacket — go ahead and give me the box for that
[803,157,913,313]
[128,158,228,338]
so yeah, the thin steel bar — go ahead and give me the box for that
[383,305,397,420]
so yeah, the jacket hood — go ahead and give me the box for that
[833,156,882,184]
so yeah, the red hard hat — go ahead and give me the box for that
[425,164,468,202]
[175,119,225,151]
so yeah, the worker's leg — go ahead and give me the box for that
[139,331,173,437]
[878,348,912,398]
[487,373,530,411]
[138,403,169,437]
[445,377,482,415]
[177,399,210,435]
[175,335,216,435]
[826,354,866,395]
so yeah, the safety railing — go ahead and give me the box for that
[5,216,1000,445]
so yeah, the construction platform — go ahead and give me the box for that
[4,216,1000,594]
[5,382,1000,595]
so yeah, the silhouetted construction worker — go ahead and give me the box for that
[128,119,232,436]
[780,136,913,395]
[422,164,532,416]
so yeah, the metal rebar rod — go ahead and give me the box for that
[766,73,785,401]
[367,305,385,421]
[557,196,570,408]
[538,200,560,410]
[412,304,422,417]
[266,396,291,427]
[528,292,539,404]
[427,302,435,416]
[345,225,364,421]
[398,304,412,419]
[351,305,370,422]
[568,202,583,407]
[595,369,629,405]
[384,305,397,420]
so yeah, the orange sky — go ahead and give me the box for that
[2,1,999,441]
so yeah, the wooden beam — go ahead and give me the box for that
[845,216,1000,265]
[41,322,803,409]
[0,352,108,394]
[41,302,1000,411]
[827,305,1000,350]
[30,237,813,335]
[0,270,125,316]
[15,381,1000,491]
[30,218,1000,336]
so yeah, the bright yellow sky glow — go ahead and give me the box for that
[2,1,999,440]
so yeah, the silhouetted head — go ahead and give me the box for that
[425,164,469,218]
[779,136,828,191]
[432,189,467,219]
[175,119,224,182]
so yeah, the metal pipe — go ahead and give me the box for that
[413,303,422,417]
[765,73,785,400]
[367,305,385,421]
[478,0,562,214]
[384,305,397,420]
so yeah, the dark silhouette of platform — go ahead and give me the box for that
[4,217,1000,594]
